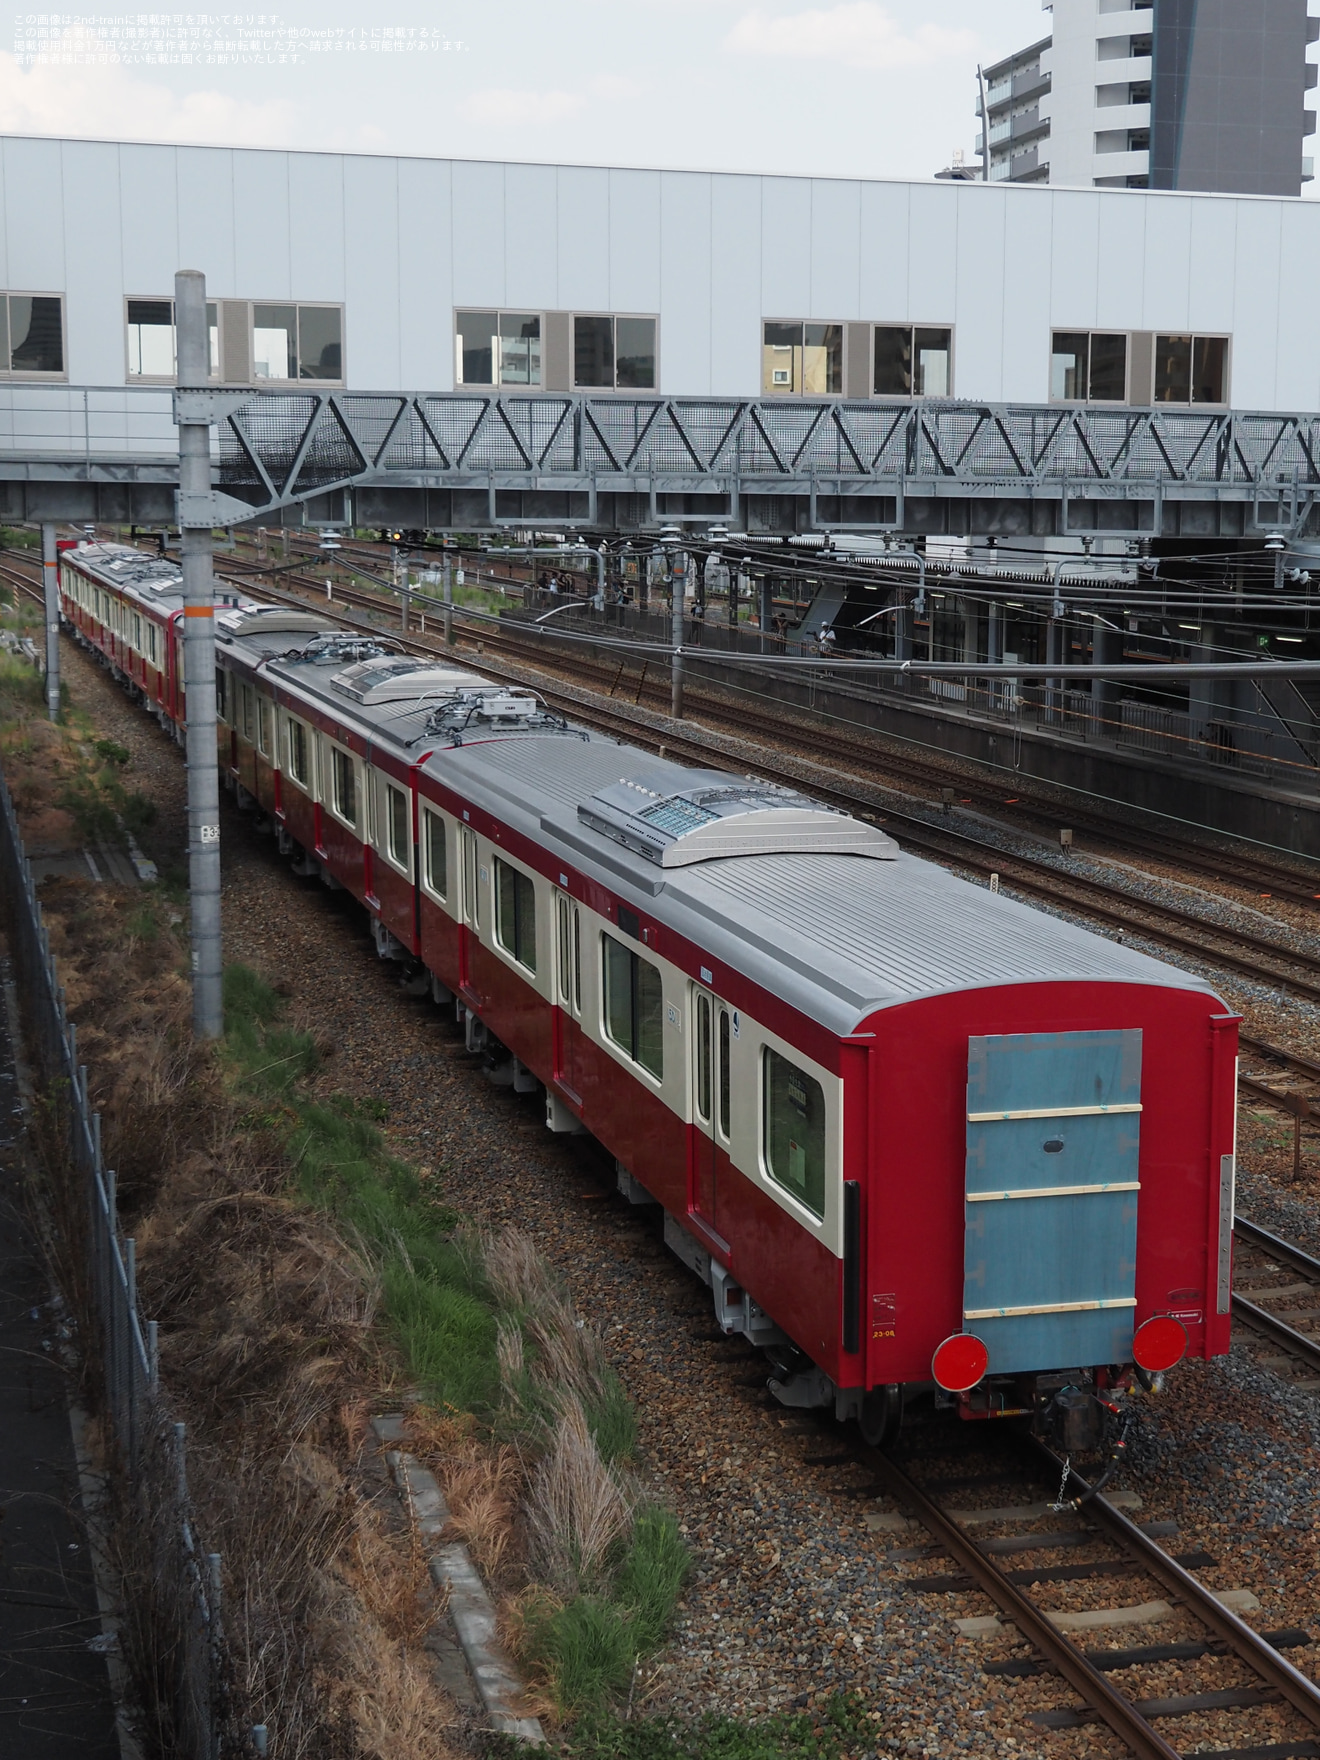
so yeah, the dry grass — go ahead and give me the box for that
[404,1404,525,1586]
[21,880,465,1758]
[525,1396,635,1597]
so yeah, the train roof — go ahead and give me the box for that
[66,541,254,616]
[427,735,1222,1035]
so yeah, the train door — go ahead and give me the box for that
[458,825,480,994]
[553,890,584,1100]
[690,986,731,1233]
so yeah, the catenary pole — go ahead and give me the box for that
[670,548,686,719]
[41,522,60,720]
[174,269,224,1040]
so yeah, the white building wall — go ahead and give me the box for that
[3,133,1320,411]
[1040,0,1153,187]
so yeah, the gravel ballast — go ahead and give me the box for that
[47,627,1320,1759]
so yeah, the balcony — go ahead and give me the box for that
[1091,148,1151,181]
[1092,103,1151,134]
[1012,66,1051,105]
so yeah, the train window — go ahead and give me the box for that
[386,785,409,868]
[602,934,663,1081]
[147,624,158,665]
[762,1047,826,1220]
[460,827,482,929]
[331,747,357,827]
[718,1007,731,1140]
[256,695,271,756]
[240,682,255,743]
[0,293,65,378]
[494,858,537,973]
[286,718,310,788]
[555,894,572,1005]
[422,809,447,898]
[215,668,229,723]
[695,991,712,1124]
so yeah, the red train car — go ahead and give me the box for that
[62,542,1238,1450]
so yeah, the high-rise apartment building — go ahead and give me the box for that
[977,0,1317,195]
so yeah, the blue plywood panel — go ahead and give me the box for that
[976,1311,1136,1377]
[966,1191,1138,1313]
[964,1030,1141,1377]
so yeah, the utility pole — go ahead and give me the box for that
[670,547,686,719]
[443,544,454,647]
[41,523,60,720]
[174,269,224,1040]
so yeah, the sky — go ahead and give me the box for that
[0,0,1049,179]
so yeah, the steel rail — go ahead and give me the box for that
[25,545,1320,1003]
[1236,1215,1320,1280]
[203,563,1320,1006]
[1027,1437,1320,1734]
[866,1448,1183,1760]
[1240,1036,1320,1083]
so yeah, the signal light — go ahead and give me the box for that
[931,1332,989,1393]
[1131,1314,1188,1374]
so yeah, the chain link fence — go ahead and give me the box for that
[0,763,260,1759]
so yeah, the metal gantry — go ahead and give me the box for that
[5,386,1320,533]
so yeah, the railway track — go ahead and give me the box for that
[13,539,1320,1037]
[1231,1216,1320,1386]
[17,540,1320,1754]
[858,1438,1320,1759]
[197,560,1320,1012]
[229,531,1320,910]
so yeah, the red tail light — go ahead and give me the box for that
[1132,1314,1188,1374]
[931,1332,989,1393]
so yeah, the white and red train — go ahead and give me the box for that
[58,540,1237,1449]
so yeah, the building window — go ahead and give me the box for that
[762,321,843,396]
[1155,335,1227,405]
[602,932,663,1080]
[873,325,952,397]
[385,784,409,868]
[422,808,447,897]
[573,315,657,390]
[455,311,542,387]
[286,717,310,788]
[125,298,219,380]
[1,293,64,377]
[1050,331,1127,401]
[251,304,342,382]
[494,857,537,973]
[762,1047,826,1220]
[331,747,357,827]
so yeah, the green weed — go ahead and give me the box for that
[219,962,687,1719]
[93,737,130,765]
[615,1508,687,1653]
[547,1693,891,1760]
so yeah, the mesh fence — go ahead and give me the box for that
[0,764,254,1759]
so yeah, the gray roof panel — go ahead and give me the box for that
[424,735,1220,1035]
